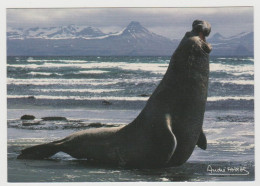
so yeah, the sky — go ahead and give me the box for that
[7,7,253,39]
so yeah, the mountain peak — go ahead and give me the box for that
[67,24,77,31]
[126,21,146,31]
[123,21,150,36]
[127,21,142,27]
[77,26,105,37]
[212,33,225,40]
[230,31,252,39]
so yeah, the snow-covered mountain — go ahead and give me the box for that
[7,22,253,56]
[208,32,253,56]
[7,21,177,56]
[7,24,107,39]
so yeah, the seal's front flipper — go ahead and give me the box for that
[197,130,207,150]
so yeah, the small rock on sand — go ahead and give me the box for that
[21,115,35,120]
[41,117,67,121]
[22,121,41,126]
[102,100,112,105]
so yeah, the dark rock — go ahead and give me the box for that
[41,117,67,121]
[88,123,104,128]
[22,121,41,126]
[102,100,112,105]
[106,124,120,128]
[87,123,119,128]
[21,115,35,120]
[139,94,151,97]
[28,96,35,99]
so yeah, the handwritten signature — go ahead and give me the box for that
[207,165,249,176]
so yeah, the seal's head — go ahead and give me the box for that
[192,20,211,37]
[190,20,212,53]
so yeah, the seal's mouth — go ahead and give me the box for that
[199,32,206,42]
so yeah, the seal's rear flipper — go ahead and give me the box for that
[17,142,60,159]
[197,130,207,150]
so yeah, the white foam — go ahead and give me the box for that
[9,60,254,76]
[207,137,254,152]
[241,58,254,62]
[204,128,226,135]
[7,95,149,101]
[8,64,42,69]
[207,96,254,101]
[75,70,109,74]
[28,72,63,76]
[216,57,254,62]
[231,72,254,76]
[210,63,254,75]
[8,62,169,74]
[7,94,254,102]
[7,78,117,86]
[7,77,160,86]
[210,79,254,85]
[37,88,124,93]
[27,59,89,63]
[28,72,52,76]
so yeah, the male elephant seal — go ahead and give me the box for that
[18,20,212,168]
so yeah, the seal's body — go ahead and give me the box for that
[18,20,212,168]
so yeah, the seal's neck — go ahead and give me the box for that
[201,40,212,54]
[186,31,212,54]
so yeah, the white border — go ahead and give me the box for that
[1,0,259,186]
[1,0,256,8]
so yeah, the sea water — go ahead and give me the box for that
[7,56,254,182]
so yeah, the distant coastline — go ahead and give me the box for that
[7,22,253,57]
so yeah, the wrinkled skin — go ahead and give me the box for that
[18,24,212,168]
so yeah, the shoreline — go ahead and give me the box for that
[7,159,254,182]
[7,98,254,111]
[7,107,255,182]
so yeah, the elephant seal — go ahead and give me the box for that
[17,20,212,168]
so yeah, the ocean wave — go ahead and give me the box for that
[7,95,149,101]
[215,57,254,63]
[204,128,226,135]
[8,64,42,69]
[207,96,254,101]
[8,62,168,74]
[7,94,254,102]
[28,72,63,76]
[216,115,254,122]
[27,59,89,63]
[7,77,160,86]
[207,137,254,152]
[8,138,48,145]
[230,72,254,76]
[8,61,254,76]
[210,63,254,75]
[74,70,110,74]
[241,58,254,62]
[8,77,253,88]
[210,79,254,85]
[37,88,124,93]
[216,57,254,62]
[8,119,123,130]
[7,78,119,86]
